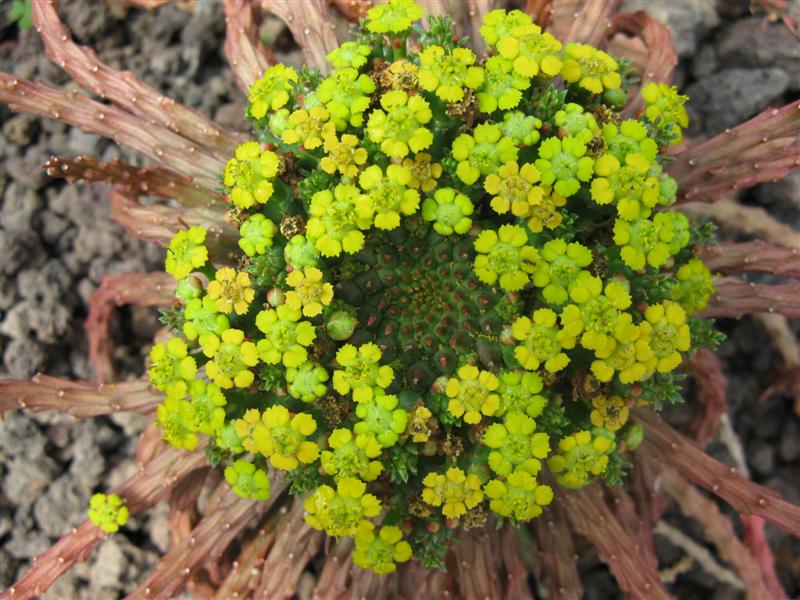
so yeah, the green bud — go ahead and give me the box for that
[326,310,358,341]
[603,88,627,109]
[622,423,644,450]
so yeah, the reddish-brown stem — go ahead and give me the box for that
[561,483,671,598]
[701,279,800,319]
[31,0,243,159]
[684,349,728,448]
[525,0,554,29]
[700,241,800,278]
[126,480,282,600]
[261,0,339,72]
[223,0,273,95]
[608,11,677,117]
[0,374,160,418]
[85,272,176,383]
[660,468,780,599]
[742,515,789,600]
[636,409,800,537]
[108,188,237,254]
[669,102,800,203]
[256,497,324,598]
[43,155,225,208]
[530,504,583,600]
[0,74,222,190]
[546,0,621,49]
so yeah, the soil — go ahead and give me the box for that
[0,1,797,598]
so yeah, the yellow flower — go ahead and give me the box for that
[207,268,255,316]
[512,308,574,373]
[402,152,442,193]
[320,133,368,178]
[422,467,484,519]
[282,106,336,150]
[250,405,320,470]
[548,430,614,488]
[484,161,543,216]
[590,395,630,431]
[639,301,691,375]
[333,342,394,403]
[285,267,334,317]
[560,43,621,94]
[204,328,259,389]
[445,365,500,424]
[304,477,382,537]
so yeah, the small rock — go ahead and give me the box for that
[622,0,719,56]
[748,442,774,476]
[686,68,791,136]
[40,211,70,245]
[68,128,104,156]
[716,17,800,90]
[3,455,59,505]
[17,259,73,301]
[778,420,799,462]
[0,299,72,344]
[754,170,800,227]
[33,475,85,537]
[42,570,79,600]
[90,538,126,589]
[144,501,171,553]
[0,230,44,277]
[5,530,51,559]
[2,337,47,378]
[109,411,148,437]
[68,420,114,495]
[1,182,41,232]
[0,550,16,587]
[2,114,40,146]
[4,147,48,190]
[0,412,47,460]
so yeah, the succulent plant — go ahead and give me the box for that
[1,0,799,598]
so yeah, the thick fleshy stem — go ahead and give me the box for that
[524,0,555,30]
[43,155,226,208]
[636,408,800,537]
[700,241,800,276]
[108,188,236,252]
[31,0,243,159]
[0,444,208,600]
[329,0,372,20]
[561,483,670,599]
[213,514,279,599]
[669,101,800,203]
[167,467,214,554]
[684,349,727,448]
[261,0,339,72]
[679,199,800,250]
[0,374,160,418]
[660,468,781,599]
[256,496,324,599]
[452,526,506,600]
[548,0,621,49]
[224,0,273,95]
[126,481,278,600]
[529,504,584,599]
[86,272,176,383]
[701,279,800,319]
[0,74,223,190]
[608,11,677,117]
[312,538,355,600]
